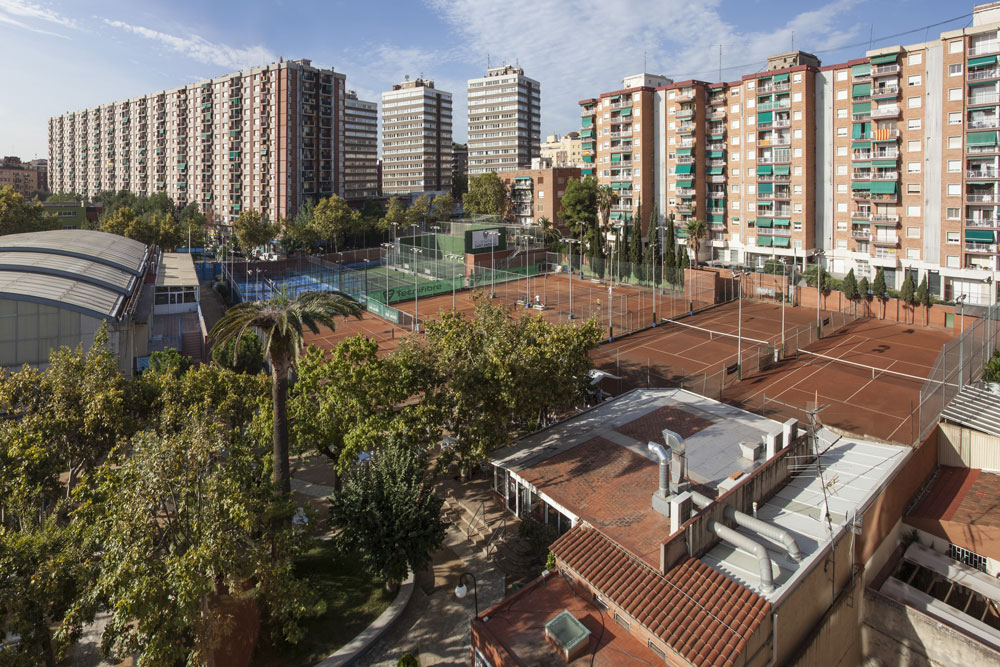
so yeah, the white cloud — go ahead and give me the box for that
[0,0,75,37]
[427,0,864,137]
[103,19,276,72]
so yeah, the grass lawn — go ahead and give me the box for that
[253,541,394,666]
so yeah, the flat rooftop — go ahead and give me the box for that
[492,388,786,567]
[156,252,199,288]
[701,427,909,601]
[906,466,1000,561]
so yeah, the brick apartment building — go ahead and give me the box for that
[499,159,581,227]
[578,2,1000,305]
[48,59,347,230]
[0,156,47,197]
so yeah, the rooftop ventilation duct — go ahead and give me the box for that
[648,428,685,517]
[690,491,802,563]
[710,520,775,593]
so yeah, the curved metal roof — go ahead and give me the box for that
[0,230,149,320]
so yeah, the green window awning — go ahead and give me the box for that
[757,164,773,175]
[852,83,872,98]
[709,151,725,158]
[969,80,996,87]
[709,134,725,141]
[852,123,871,139]
[581,116,593,127]
[611,181,631,190]
[773,218,791,227]
[851,182,872,190]
[969,55,998,68]
[610,212,624,220]
[675,228,689,238]
[610,95,621,102]
[582,155,594,163]
[709,214,724,222]
[756,218,773,228]
[711,199,726,208]
[774,165,790,175]
[870,181,897,194]
[619,107,633,116]
[611,154,622,162]
[676,180,692,188]
[758,111,773,124]
[758,182,774,194]
[967,229,996,242]
[676,148,692,156]
[870,53,898,65]
[582,142,595,150]
[580,128,594,138]
[852,141,871,150]
[773,73,790,83]
[773,236,791,248]
[758,76,772,84]
[708,166,724,175]
[872,159,897,167]
[851,161,872,168]
[676,164,693,174]
[968,130,999,146]
[853,102,872,114]
[852,64,871,77]
[757,235,773,247]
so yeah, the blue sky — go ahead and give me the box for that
[0,0,979,160]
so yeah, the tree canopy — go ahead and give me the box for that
[0,186,57,236]
[560,177,596,236]
[463,172,508,216]
[233,209,277,254]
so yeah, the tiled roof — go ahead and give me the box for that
[614,404,716,442]
[551,525,771,667]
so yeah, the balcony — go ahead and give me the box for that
[757,100,791,112]
[851,228,872,239]
[872,171,899,180]
[677,123,696,134]
[757,82,791,93]
[770,227,792,237]
[707,142,727,151]
[967,218,999,227]
[872,235,899,245]
[580,107,596,117]
[967,193,998,203]
[872,148,900,159]
[676,156,695,164]
[676,188,696,196]
[968,117,1000,129]
[871,106,901,118]
[759,135,791,147]
[969,68,1000,81]
[610,130,633,138]
[970,94,1000,106]
[874,247,897,259]
[757,154,791,164]
[610,100,633,110]
[676,204,694,214]
[757,173,790,182]
[966,241,999,253]
[707,159,726,167]
[871,193,899,204]
[872,64,901,75]
[968,169,1000,178]
[969,41,1000,56]
[871,214,899,224]
[968,144,1000,154]
[709,175,727,183]
[676,108,695,119]
[852,210,872,220]
[872,86,900,98]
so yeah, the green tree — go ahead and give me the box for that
[451,173,468,200]
[310,195,353,252]
[407,194,431,229]
[234,209,277,255]
[211,330,264,374]
[629,208,643,281]
[984,350,1000,383]
[663,214,677,284]
[917,274,931,325]
[586,218,605,279]
[329,442,446,590]
[873,268,888,319]
[900,274,916,324]
[559,177,597,239]
[178,203,208,248]
[858,276,872,317]
[0,186,54,235]
[683,218,707,268]
[464,172,508,216]
[384,197,408,240]
[209,292,362,496]
[643,205,661,286]
[283,198,317,251]
[842,269,859,315]
[361,199,383,222]
[595,184,616,232]
[432,193,455,222]
[148,348,193,377]
[74,419,316,665]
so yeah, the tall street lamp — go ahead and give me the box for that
[814,250,824,338]
[381,242,393,304]
[455,572,478,616]
[563,237,579,319]
[488,230,499,298]
[958,294,967,386]
[734,270,745,379]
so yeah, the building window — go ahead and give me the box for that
[909,52,923,65]
[907,183,921,194]
[837,146,848,156]
[648,641,668,660]
[837,239,848,249]
[836,70,848,81]
[793,110,802,121]
[946,207,961,220]
[907,248,921,260]
[907,140,921,153]
[947,160,961,172]
[907,205,921,217]
[793,73,803,82]
[949,40,963,54]
[837,202,848,212]
[907,119,921,130]
[793,92,803,102]
[836,89,848,100]
[837,220,848,230]
[836,164,848,175]
[593,594,608,610]
[908,74,922,87]
[837,108,848,118]
[949,63,963,76]
[907,227,920,238]
[947,231,961,244]
[949,112,963,125]
[837,127,848,137]
[837,184,848,193]
[794,166,803,176]
[947,184,961,196]
[948,88,962,102]
[948,136,962,149]
[908,96,922,108]
[907,162,921,173]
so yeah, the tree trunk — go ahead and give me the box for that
[271,354,292,496]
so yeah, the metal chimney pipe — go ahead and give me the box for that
[647,441,669,497]
[711,520,775,593]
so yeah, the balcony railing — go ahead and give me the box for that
[969,42,1000,56]
[871,214,899,224]
[757,82,791,93]
[874,247,897,258]
[851,211,871,220]
[677,123,695,133]
[581,107,596,117]
[873,149,900,159]
[610,131,632,138]
[968,118,1000,129]
[968,144,1000,154]
[757,101,791,111]
[873,235,899,245]
[872,64,901,75]
[676,188,696,196]
[967,218,999,227]
[970,94,1000,106]
[872,85,900,97]
[851,229,872,239]
[872,171,899,180]
[757,174,791,182]
[707,142,727,151]
[676,108,695,119]
[770,228,792,237]
[968,169,1000,178]
[967,241,999,252]
[969,68,1000,81]
[967,193,997,202]
[709,175,727,183]
[871,106,901,118]
[676,156,695,164]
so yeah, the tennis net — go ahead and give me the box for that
[797,349,956,386]
[662,318,774,349]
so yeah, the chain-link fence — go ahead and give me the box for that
[917,303,1000,443]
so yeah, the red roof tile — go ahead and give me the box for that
[551,525,771,667]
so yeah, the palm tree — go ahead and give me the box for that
[595,184,617,233]
[209,291,362,495]
[684,218,708,267]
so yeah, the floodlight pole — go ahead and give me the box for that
[735,271,744,379]
[958,294,966,387]
[490,230,497,298]
[412,247,422,332]
[781,261,787,356]
[815,250,824,339]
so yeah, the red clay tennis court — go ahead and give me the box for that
[302,310,408,355]
[724,317,959,443]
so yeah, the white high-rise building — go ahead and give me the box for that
[467,65,541,175]
[344,90,378,200]
[381,78,453,196]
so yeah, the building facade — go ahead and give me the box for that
[381,77,453,196]
[539,132,584,167]
[0,156,47,197]
[451,142,468,184]
[467,65,541,175]
[48,59,346,230]
[499,163,581,227]
[343,90,379,201]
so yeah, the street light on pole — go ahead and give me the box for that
[488,230,499,298]
[563,237,579,319]
[455,572,478,617]
[734,270,745,379]
[814,250,824,338]
[958,294,967,386]
[381,243,393,304]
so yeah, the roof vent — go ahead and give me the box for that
[544,610,591,662]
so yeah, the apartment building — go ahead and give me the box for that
[381,77,452,196]
[343,90,378,201]
[452,142,468,184]
[540,132,584,167]
[499,161,581,227]
[0,156,47,197]
[580,73,671,234]
[48,59,346,229]
[467,65,541,175]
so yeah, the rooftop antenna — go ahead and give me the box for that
[791,30,794,51]
[718,45,722,81]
